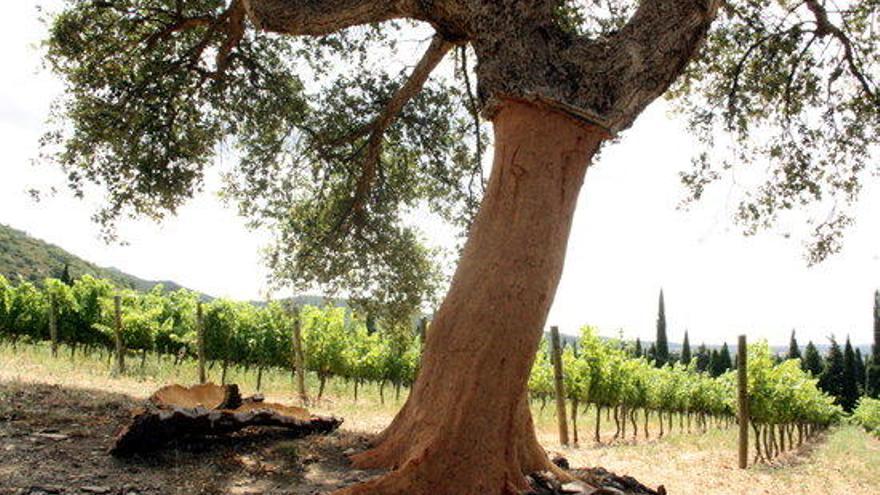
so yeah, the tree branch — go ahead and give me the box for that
[242,0,435,36]
[350,34,455,218]
[597,0,723,132]
[804,0,877,101]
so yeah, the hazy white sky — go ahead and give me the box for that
[2,1,877,347]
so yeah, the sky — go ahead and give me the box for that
[1,1,878,347]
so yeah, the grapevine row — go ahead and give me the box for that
[0,275,421,401]
[529,327,843,459]
[852,397,880,439]
[0,274,846,458]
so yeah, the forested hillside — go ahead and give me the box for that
[0,223,347,308]
[0,223,186,292]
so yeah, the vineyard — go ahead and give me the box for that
[853,397,880,438]
[529,328,842,462]
[0,275,424,402]
[0,274,846,464]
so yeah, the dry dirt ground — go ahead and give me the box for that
[2,346,879,495]
[0,381,386,495]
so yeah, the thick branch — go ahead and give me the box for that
[350,35,455,216]
[471,0,719,134]
[242,0,434,36]
[594,0,722,132]
[216,0,248,73]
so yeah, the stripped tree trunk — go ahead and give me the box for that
[346,102,604,494]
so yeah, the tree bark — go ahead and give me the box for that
[340,100,605,495]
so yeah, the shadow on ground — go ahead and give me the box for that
[0,380,381,495]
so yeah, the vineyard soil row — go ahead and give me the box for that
[1,341,878,495]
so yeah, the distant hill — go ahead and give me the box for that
[0,222,351,308]
[0,222,188,292]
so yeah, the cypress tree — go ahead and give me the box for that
[634,338,643,358]
[695,344,710,373]
[787,329,801,360]
[868,290,880,398]
[59,264,73,286]
[647,343,657,364]
[819,337,846,407]
[841,337,860,412]
[681,330,691,365]
[855,348,866,392]
[718,342,733,373]
[708,349,720,377]
[802,341,824,377]
[655,289,669,367]
[875,290,880,359]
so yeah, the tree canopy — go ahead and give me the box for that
[39,0,878,322]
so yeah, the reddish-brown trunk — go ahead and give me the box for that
[337,100,605,495]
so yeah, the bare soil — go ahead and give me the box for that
[0,381,381,495]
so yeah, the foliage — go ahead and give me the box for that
[529,330,841,434]
[38,0,879,334]
[818,337,861,411]
[802,341,824,376]
[39,1,482,325]
[841,337,861,411]
[672,0,879,263]
[530,326,734,421]
[743,342,841,427]
[680,331,691,365]
[0,275,421,392]
[852,397,880,438]
[0,223,187,292]
[655,290,669,367]
[787,330,801,360]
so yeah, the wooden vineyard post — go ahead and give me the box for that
[291,306,308,405]
[550,326,570,446]
[737,334,749,469]
[113,295,125,375]
[48,293,58,358]
[197,301,206,384]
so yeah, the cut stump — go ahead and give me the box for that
[111,383,342,456]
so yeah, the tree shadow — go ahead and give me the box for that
[0,379,378,495]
